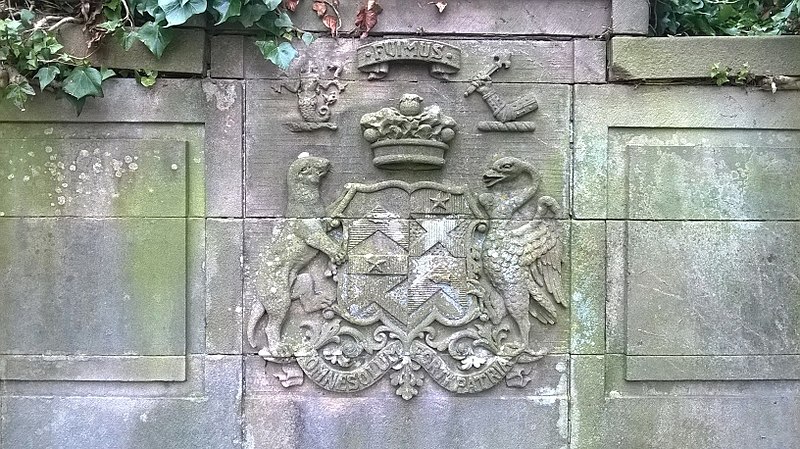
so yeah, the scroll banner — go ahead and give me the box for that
[357,39,462,80]
[411,341,515,393]
[296,340,403,392]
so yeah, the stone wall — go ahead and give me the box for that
[2,2,800,448]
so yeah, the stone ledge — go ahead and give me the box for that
[609,35,800,80]
[57,24,206,74]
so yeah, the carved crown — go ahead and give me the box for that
[360,94,457,170]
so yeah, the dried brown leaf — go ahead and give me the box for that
[322,14,339,37]
[312,1,327,17]
[355,0,382,38]
[283,0,300,12]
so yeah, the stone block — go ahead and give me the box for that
[0,218,187,380]
[573,39,607,83]
[610,0,649,35]
[203,80,244,217]
[0,79,206,124]
[56,24,205,74]
[1,355,242,449]
[0,138,187,217]
[210,35,245,79]
[243,355,569,449]
[206,219,244,354]
[625,221,800,357]
[573,85,800,219]
[288,0,610,36]
[610,36,800,80]
[244,38,576,84]
[570,221,605,354]
[245,81,571,218]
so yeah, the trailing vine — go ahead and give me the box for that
[0,0,314,112]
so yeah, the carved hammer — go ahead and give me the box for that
[464,54,512,97]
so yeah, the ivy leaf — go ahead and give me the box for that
[19,9,35,26]
[263,0,283,10]
[158,0,207,26]
[211,0,242,24]
[5,80,36,111]
[100,68,116,80]
[118,29,139,50]
[274,10,293,28]
[63,67,104,99]
[136,22,175,58]
[238,2,269,27]
[255,39,297,70]
[34,66,60,91]
[135,69,159,87]
[301,32,315,45]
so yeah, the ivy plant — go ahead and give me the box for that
[0,0,308,112]
[652,0,800,36]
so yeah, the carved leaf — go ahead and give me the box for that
[505,365,532,388]
[274,364,305,388]
[354,0,382,38]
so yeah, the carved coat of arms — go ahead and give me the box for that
[247,98,565,400]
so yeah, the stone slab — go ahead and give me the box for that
[0,218,186,357]
[1,355,242,449]
[610,0,649,35]
[0,79,206,124]
[210,35,245,79]
[0,355,186,382]
[573,85,800,219]
[245,81,570,218]
[243,38,575,83]
[57,24,205,74]
[203,80,244,217]
[0,138,187,217]
[573,39,607,83]
[610,36,800,80]
[625,355,800,381]
[626,221,800,357]
[570,221,605,354]
[617,130,800,220]
[206,219,244,354]
[287,0,610,36]
[243,355,569,448]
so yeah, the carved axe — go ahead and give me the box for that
[464,54,512,97]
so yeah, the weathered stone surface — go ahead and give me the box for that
[610,0,649,35]
[206,219,244,354]
[573,85,800,218]
[288,0,610,36]
[210,35,245,79]
[610,36,800,80]
[625,221,800,356]
[1,355,242,449]
[570,354,800,449]
[204,80,244,217]
[0,138,186,217]
[245,81,571,218]
[0,79,206,124]
[57,24,205,74]
[573,39,607,83]
[243,38,576,84]
[570,221,605,354]
[625,355,800,381]
[0,355,186,382]
[243,355,569,448]
[0,218,186,357]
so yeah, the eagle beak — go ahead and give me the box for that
[482,169,506,187]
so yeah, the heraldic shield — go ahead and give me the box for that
[330,181,485,335]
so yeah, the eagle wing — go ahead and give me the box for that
[509,215,565,324]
